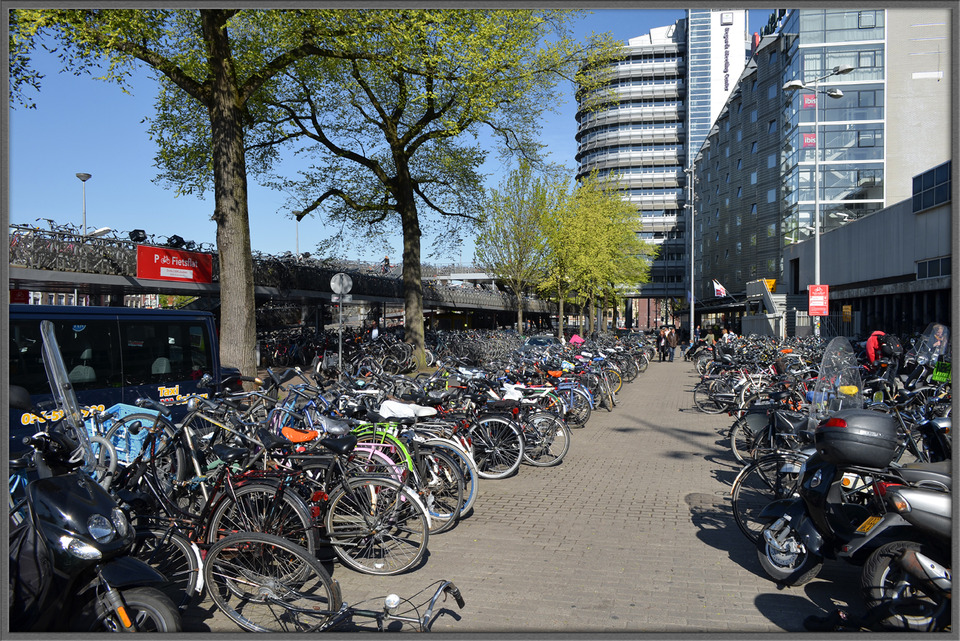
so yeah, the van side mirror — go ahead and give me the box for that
[9,385,35,412]
[198,373,214,389]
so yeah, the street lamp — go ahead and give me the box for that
[783,64,854,337]
[76,172,92,236]
[683,166,696,339]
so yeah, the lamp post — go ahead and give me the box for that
[683,166,696,339]
[76,172,92,236]
[293,210,302,258]
[783,64,854,337]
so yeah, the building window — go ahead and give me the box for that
[751,142,758,154]
[750,109,758,122]
[750,203,757,215]
[767,154,776,168]
[767,189,776,203]
[736,242,742,253]
[767,120,777,134]
[737,186,742,197]
[750,172,757,185]
[917,256,950,279]
[767,223,776,237]
[750,233,757,246]
[859,10,877,28]
[912,160,951,213]
[736,213,742,225]
[767,84,776,100]
[737,158,742,169]
[737,130,742,142]
[769,50,777,63]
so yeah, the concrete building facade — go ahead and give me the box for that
[691,8,952,335]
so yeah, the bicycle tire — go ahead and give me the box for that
[324,476,429,575]
[693,381,728,414]
[521,412,571,467]
[558,387,592,428]
[467,416,524,480]
[728,417,757,465]
[131,526,203,610]
[206,482,318,556]
[417,445,465,534]
[604,368,623,396]
[731,451,806,543]
[423,438,480,516]
[105,413,188,483]
[203,532,342,632]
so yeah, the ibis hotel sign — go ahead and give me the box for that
[137,245,213,284]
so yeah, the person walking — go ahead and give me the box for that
[667,327,678,362]
[658,328,667,362]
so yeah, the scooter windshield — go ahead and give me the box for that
[808,336,864,420]
[908,322,950,366]
[40,320,97,471]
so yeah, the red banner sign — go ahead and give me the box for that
[808,284,829,317]
[137,246,213,284]
[10,289,29,303]
[802,94,817,109]
[802,133,817,148]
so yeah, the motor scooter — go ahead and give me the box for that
[8,320,182,632]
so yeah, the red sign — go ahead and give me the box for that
[808,284,829,317]
[802,94,817,109]
[137,246,213,284]
[802,133,817,148]
[10,289,29,303]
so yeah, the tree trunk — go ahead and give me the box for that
[585,297,594,336]
[396,190,425,365]
[203,11,257,379]
[555,291,565,342]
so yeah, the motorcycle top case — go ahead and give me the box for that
[814,408,900,468]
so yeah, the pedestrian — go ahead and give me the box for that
[658,329,667,362]
[370,320,379,341]
[667,327,678,362]
[381,255,390,274]
[694,325,701,342]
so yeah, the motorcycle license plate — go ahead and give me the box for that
[856,516,882,533]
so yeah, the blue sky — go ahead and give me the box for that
[8,9,772,263]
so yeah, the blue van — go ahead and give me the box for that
[9,305,240,454]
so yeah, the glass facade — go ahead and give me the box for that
[576,11,748,302]
[780,9,886,245]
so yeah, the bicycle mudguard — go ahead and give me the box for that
[757,497,801,522]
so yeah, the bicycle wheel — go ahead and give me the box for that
[729,417,757,465]
[521,412,571,467]
[417,446,465,534]
[207,483,318,556]
[559,387,592,428]
[324,476,429,575]
[204,532,342,633]
[731,452,806,543]
[604,368,623,396]
[467,416,524,480]
[423,438,480,516]
[106,413,188,483]
[693,380,728,414]
[131,526,203,610]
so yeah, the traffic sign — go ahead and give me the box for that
[331,294,353,303]
[808,284,829,316]
[331,272,353,294]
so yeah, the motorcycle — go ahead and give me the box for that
[900,322,950,392]
[8,320,182,632]
[754,337,894,585]
[859,481,951,631]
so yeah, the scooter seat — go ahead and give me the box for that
[897,460,952,491]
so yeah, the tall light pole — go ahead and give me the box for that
[76,172,92,236]
[783,64,854,337]
[683,166,696,339]
[293,210,302,258]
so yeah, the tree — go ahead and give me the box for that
[474,160,563,332]
[243,9,620,361]
[538,173,656,339]
[9,9,369,378]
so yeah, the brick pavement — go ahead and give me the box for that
[183,357,863,634]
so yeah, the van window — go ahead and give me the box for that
[120,320,213,385]
[11,319,122,394]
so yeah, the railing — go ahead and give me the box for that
[9,224,554,313]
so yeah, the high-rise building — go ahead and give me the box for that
[692,8,951,333]
[575,10,750,329]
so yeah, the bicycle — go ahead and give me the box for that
[318,579,465,632]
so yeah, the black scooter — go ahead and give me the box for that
[754,408,952,587]
[8,324,183,632]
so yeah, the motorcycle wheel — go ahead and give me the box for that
[78,586,182,632]
[755,521,823,586]
[861,540,950,631]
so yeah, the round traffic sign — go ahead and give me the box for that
[331,272,353,294]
